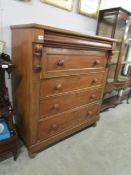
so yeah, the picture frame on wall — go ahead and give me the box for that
[40,0,74,11]
[78,0,101,18]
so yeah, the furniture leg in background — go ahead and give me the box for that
[0,53,18,161]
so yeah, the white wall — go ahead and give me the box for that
[1,0,131,54]
[0,0,97,54]
[100,0,131,11]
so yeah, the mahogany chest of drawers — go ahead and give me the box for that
[11,24,116,156]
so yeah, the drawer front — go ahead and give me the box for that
[39,87,102,118]
[42,48,107,73]
[38,103,100,140]
[40,72,105,97]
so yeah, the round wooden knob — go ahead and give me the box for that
[57,59,64,66]
[53,104,60,110]
[52,124,58,129]
[91,79,97,84]
[90,94,96,99]
[87,111,93,116]
[55,84,62,90]
[94,60,100,65]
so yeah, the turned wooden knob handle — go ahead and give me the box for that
[87,111,93,116]
[92,79,97,84]
[52,124,58,129]
[90,94,96,99]
[94,60,100,65]
[55,84,62,90]
[53,104,60,110]
[57,59,64,66]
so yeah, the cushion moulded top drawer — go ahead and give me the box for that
[41,48,107,75]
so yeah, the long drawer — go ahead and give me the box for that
[38,102,100,141]
[42,48,107,73]
[40,72,105,97]
[39,87,102,118]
